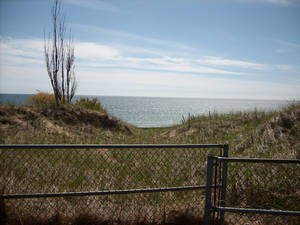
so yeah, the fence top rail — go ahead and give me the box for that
[214,206,300,216]
[0,143,227,149]
[213,156,300,164]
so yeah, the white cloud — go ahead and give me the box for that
[0,37,295,76]
[64,0,119,12]
[0,37,44,60]
[278,40,300,48]
[275,40,300,54]
[77,55,247,76]
[274,64,294,71]
[199,56,297,73]
[236,0,299,6]
[74,68,300,100]
[0,37,120,66]
[72,24,195,51]
[201,56,269,70]
[1,36,299,100]
[0,37,44,68]
[275,49,290,54]
[0,65,51,94]
[76,42,120,60]
[263,0,293,5]
[1,63,299,100]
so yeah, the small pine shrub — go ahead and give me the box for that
[26,92,56,108]
[75,97,106,113]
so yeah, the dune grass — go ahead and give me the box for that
[1,101,300,224]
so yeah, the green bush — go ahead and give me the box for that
[75,97,106,113]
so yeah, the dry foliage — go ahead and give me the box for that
[1,103,299,224]
[26,92,56,108]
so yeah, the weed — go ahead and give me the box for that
[74,97,107,114]
[26,92,56,108]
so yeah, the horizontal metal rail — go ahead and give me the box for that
[214,156,300,164]
[0,185,221,199]
[214,207,300,216]
[0,144,226,149]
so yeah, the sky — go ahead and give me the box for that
[0,0,300,100]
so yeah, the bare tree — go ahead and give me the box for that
[44,0,76,106]
[65,35,77,102]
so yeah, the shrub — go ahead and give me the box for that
[26,92,56,108]
[75,97,107,113]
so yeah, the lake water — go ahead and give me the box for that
[0,94,292,127]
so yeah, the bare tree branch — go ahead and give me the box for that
[44,0,76,106]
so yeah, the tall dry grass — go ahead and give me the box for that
[1,102,300,224]
[26,92,56,108]
[74,97,107,114]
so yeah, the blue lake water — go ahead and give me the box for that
[0,94,292,127]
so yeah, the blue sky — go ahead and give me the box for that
[0,0,300,100]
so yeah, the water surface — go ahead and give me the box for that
[0,94,291,127]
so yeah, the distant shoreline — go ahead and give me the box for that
[0,93,295,128]
[0,93,296,102]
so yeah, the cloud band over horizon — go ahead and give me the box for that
[0,35,299,100]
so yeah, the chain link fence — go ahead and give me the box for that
[3,145,298,224]
[0,144,226,224]
[205,156,300,225]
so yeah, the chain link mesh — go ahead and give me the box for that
[0,146,221,223]
[219,161,300,225]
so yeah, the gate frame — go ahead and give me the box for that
[204,156,300,225]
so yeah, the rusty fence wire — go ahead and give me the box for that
[205,156,300,225]
[0,144,227,224]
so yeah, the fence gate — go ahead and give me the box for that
[204,156,300,225]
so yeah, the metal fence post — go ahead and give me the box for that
[220,144,229,224]
[204,155,214,225]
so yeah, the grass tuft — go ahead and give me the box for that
[74,97,107,114]
[26,92,56,108]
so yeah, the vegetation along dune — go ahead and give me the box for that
[0,94,299,224]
